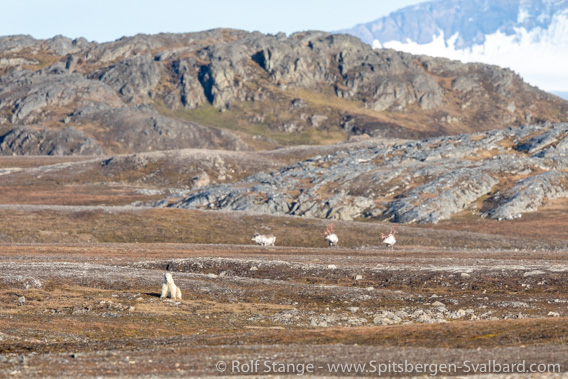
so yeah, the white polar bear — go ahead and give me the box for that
[160,272,182,300]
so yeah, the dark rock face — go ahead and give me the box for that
[164,123,568,224]
[0,29,567,155]
[90,55,162,103]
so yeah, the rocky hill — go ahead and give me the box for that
[1,30,567,155]
[162,123,568,224]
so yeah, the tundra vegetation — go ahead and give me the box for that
[0,30,567,376]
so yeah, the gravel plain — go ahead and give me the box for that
[1,243,567,377]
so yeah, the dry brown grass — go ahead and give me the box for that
[429,199,568,242]
[1,241,567,376]
[227,318,568,348]
[0,205,566,251]
[0,184,154,207]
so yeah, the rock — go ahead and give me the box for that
[347,317,368,326]
[523,270,547,277]
[0,57,39,68]
[355,275,363,280]
[0,29,568,164]
[68,106,250,153]
[45,35,91,55]
[4,73,122,125]
[548,311,560,317]
[192,172,211,188]
[373,317,394,325]
[516,127,566,154]
[385,167,499,223]
[0,125,103,156]
[415,314,436,324]
[394,310,409,319]
[0,35,39,53]
[449,309,467,319]
[172,58,207,109]
[198,60,239,109]
[91,54,162,103]
[485,171,568,220]
[452,76,482,93]
[165,123,568,224]
[291,98,306,108]
[0,29,566,159]
[505,301,530,309]
[310,115,328,127]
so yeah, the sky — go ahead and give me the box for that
[0,0,424,43]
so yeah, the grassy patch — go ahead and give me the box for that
[154,99,348,147]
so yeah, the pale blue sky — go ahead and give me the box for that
[0,0,424,43]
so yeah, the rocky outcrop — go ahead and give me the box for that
[1,70,122,124]
[163,123,568,223]
[385,168,499,224]
[484,171,568,221]
[89,54,162,103]
[67,105,250,153]
[0,125,102,155]
[0,30,567,155]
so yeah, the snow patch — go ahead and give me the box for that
[375,11,568,93]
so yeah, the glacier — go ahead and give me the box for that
[340,0,568,96]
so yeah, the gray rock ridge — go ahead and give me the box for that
[1,70,122,124]
[0,125,103,156]
[89,54,162,103]
[484,171,568,221]
[1,29,567,155]
[164,123,568,223]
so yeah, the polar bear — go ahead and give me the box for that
[160,272,182,300]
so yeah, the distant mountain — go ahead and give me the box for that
[1,29,567,155]
[338,0,568,95]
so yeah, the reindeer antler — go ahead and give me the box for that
[382,226,397,239]
[324,223,335,236]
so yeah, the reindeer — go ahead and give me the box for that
[251,232,276,246]
[324,223,339,247]
[381,226,397,249]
